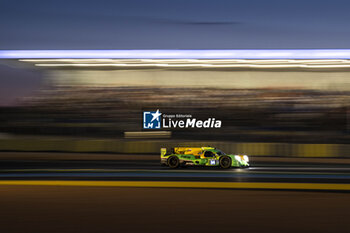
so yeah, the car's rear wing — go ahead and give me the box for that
[160,148,167,157]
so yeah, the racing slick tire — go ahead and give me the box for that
[219,156,232,169]
[168,156,180,169]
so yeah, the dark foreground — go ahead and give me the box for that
[0,152,349,232]
[0,185,349,233]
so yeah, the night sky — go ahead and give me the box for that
[1,0,350,105]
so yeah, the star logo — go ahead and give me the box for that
[150,109,161,122]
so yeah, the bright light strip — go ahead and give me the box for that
[35,63,206,67]
[3,49,350,59]
[34,63,350,68]
[140,59,200,63]
[19,59,140,63]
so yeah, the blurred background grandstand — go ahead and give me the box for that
[1,51,350,148]
[1,86,349,144]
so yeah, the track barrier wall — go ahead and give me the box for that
[0,138,349,157]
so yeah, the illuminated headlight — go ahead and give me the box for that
[234,155,241,161]
[243,155,249,162]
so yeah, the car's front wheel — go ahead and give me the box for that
[168,156,180,169]
[219,156,232,169]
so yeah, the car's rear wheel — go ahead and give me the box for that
[168,156,180,169]
[219,156,232,169]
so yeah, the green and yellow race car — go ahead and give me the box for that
[161,147,249,169]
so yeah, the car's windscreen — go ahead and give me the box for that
[216,150,226,155]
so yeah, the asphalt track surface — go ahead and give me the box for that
[0,152,349,233]
[0,152,350,185]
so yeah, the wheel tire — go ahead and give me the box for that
[168,156,180,169]
[219,156,232,169]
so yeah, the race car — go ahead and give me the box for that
[160,147,249,169]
